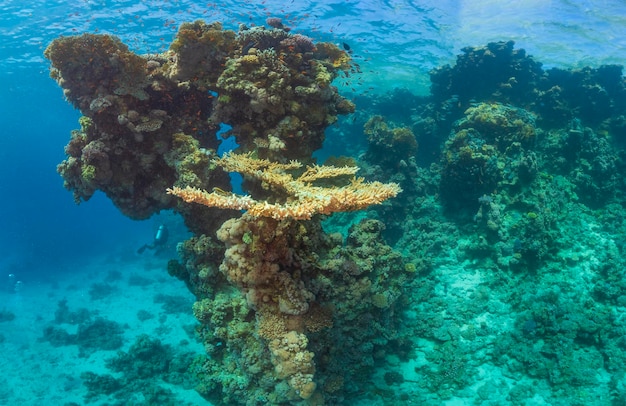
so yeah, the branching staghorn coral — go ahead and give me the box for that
[167,152,402,220]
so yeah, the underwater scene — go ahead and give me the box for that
[2,1,626,405]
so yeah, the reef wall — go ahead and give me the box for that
[350,41,626,404]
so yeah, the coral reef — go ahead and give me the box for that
[45,20,354,227]
[47,19,406,405]
[45,34,227,222]
[48,16,626,405]
[429,40,626,130]
[212,24,355,162]
[350,41,626,404]
[41,313,125,358]
[430,40,544,107]
[175,216,410,404]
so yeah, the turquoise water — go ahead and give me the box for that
[2,1,626,405]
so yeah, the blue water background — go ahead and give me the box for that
[1,0,625,280]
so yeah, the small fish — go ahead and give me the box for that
[242,40,258,55]
[342,42,351,52]
[212,187,233,196]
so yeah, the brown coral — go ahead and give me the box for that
[269,331,317,399]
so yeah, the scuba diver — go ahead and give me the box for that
[137,224,169,255]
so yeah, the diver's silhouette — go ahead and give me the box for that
[137,224,169,254]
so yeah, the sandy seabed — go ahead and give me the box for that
[0,247,209,406]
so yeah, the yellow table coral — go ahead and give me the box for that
[167,152,402,220]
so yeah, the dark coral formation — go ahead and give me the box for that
[431,40,544,107]
[362,41,626,214]
[46,34,223,221]
[81,334,197,404]
[364,115,417,168]
[440,102,539,210]
[429,40,626,130]
[213,26,354,162]
[41,304,125,358]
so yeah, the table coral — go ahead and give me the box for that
[168,152,401,220]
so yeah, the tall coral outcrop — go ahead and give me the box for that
[45,20,354,226]
[47,18,408,405]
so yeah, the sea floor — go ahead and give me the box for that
[0,234,615,405]
[0,246,208,406]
